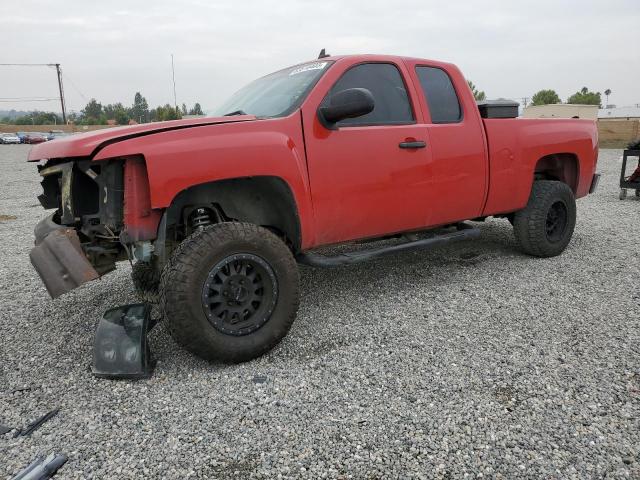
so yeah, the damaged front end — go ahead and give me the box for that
[30,157,159,298]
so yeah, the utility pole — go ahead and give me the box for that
[171,54,178,114]
[55,63,67,124]
[521,97,529,108]
[0,63,68,122]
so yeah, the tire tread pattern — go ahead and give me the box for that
[159,222,300,363]
[131,261,161,302]
[513,180,576,258]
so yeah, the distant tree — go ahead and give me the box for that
[189,103,204,115]
[467,80,486,101]
[103,104,113,119]
[181,103,188,115]
[114,106,130,125]
[103,102,126,120]
[9,110,62,125]
[67,111,80,124]
[567,87,601,107]
[604,88,612,107]
[0,116,10,124]
[82,99,103,123]
[15,115,35,125]
[155,105,167,121]
[531,89,561,106]
[35,111,62,124]
[154,104,181,121]
[131,92,149,123]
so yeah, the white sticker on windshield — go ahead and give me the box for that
[289,62,328,76]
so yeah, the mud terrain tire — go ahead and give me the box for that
[160,222,300,363]
[131,260,161,302]
[513,180,576,257]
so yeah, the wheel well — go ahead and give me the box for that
[164,176,301,252]
[534,153,579,193]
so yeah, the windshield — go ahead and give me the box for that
[212,61,333,118]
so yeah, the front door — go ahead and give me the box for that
[302,61,433,245]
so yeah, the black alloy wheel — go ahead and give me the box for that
[160,222,300,363]
[545,200,568,243]
[512,180,576,257]
[202,253,278,336]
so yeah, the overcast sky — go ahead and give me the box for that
[1,0,639,114]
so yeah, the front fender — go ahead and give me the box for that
[92,114,316,248]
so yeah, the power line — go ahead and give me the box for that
[62,72,88,103]
[0,96,59,100]
[0,63,67,123]
[0,98,59,103]
[0,63,57,67]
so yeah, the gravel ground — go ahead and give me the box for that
[0,145,638,479]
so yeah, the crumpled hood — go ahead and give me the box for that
[27,115,256,161]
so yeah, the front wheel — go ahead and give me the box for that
[160,222,300,363]
[513,180,576,257]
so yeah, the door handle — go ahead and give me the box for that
[398,140,426,149]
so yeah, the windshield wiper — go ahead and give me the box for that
[223,109,247,116]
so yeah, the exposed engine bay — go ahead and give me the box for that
[36,158,128,276]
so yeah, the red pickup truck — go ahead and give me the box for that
[28,54,599,363]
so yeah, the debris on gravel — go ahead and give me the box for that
[0,146,638,478]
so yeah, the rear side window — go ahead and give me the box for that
[322,63,414,126]
[415,66,462,124]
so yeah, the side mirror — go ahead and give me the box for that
[318,88,375,127]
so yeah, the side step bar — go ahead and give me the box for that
[296,223,480,267]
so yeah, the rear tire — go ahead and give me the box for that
[513,180,576,257]
[160,222,300,363]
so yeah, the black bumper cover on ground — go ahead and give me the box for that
[30,214,100,298]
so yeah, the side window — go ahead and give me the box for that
[322,63,414,126]
[415,66,462,123]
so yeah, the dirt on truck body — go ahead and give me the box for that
[28,53,600,362]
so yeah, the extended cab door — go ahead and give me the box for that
[405,62,487,226]
[301,60,434,245]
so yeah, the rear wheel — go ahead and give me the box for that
[513,180,576,257]
[160,222,300,363]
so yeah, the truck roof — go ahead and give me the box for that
[304,53,457,69]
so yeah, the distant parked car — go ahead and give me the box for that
[46,130,68,141]
[15,132,29,143]
[0,133,21,144]
[23,133,47,144]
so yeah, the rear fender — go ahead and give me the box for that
[534,153,579,193]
